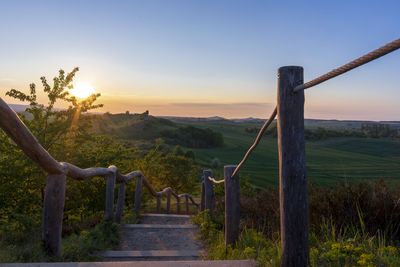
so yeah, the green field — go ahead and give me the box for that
[181,120,400,187]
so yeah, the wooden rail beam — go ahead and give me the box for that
[277,66,309,267]
[0,98,63,174]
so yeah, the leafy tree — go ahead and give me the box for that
[0,68,110,242]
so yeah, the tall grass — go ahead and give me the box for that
[0,219,119,263]
[194,180,400,266]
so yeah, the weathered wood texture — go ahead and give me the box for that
[156,193,162,212]
[134,176,143,214]
[115,182,126,223]
[0,98,63,174]
[105,167,117,220]
[224,165,240,246]
[42,173,66,256]
[177,197,181,214]
[200,181,205,211]
[166,189,171,214]
[185,194,189,214]
[277,66,309,267]
[203,170,214,211]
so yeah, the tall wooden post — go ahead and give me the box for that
[134,176,143,215]
[224,165,240,246]
[185,194,190,214]
[277,66,309,267]
[200,180,205,211]
[42,173,66,256]
[156,193,161,212]
[166,189,171,214]
[115,182,126,223]
[203,169,214,211]
[105,171,116,220]
[177,197,181,214]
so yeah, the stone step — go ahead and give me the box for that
[2,260,257,267]
[119,225,200,251]
[122,224,196,229]
[102,249,202,261]
[139,213,192,225]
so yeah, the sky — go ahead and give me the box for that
[0,0,399,120]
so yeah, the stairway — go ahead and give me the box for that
[101,213,256,266]
[103,213,202,261]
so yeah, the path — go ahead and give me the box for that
[101,213,256,266]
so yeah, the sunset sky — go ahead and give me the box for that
[0,0,399,120]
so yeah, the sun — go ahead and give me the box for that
[70,83,95,99]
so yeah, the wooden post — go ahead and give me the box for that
[277,66,309,267]
[105,171,116,220]
[134,176,143,215]
[203,169,214,211]
[224,165,240,246]
[156,193,161,213]
[42,173,66,256]
[177,197,181,214]
[115,182,126,223]
[166,189,171,214]
[200,181,205,211]
[185,194,189,214]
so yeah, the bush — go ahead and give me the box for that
[199,180,400,266]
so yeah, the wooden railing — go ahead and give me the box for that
[200,167,241,247]
[0,97,199,256]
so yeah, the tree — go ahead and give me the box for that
[0,68,110,242]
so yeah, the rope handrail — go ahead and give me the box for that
[208,176,225,184]
[294,38,400,92]
[231,106,277,178]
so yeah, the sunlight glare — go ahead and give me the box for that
[70,83,95,99]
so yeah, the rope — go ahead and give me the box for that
[231,107,277,178]
[294,38,400,92]
[208,176,225,184]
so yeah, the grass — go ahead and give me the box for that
[185,120,400,187]
[193,211,400,267]
[0,220,119,263]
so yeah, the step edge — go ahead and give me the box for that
[102,249,203,257]
[142,213,192,218]
[122,224,197,229]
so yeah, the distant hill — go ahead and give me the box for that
[164,115,400,131]
[90,112,224,148]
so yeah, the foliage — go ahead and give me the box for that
[161,126,224,148]
[194,202,400,266]
[135,145,200,193]
[192,210,280,266]
[61,220,119,261]
[0,220,119,262]
[240,180,400,241]
[0,68,128,261]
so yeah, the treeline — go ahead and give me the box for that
[161,126,224,148]
[245,124,400,140]
[361,123,399,138]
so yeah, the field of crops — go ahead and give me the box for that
[184,120,400,187]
